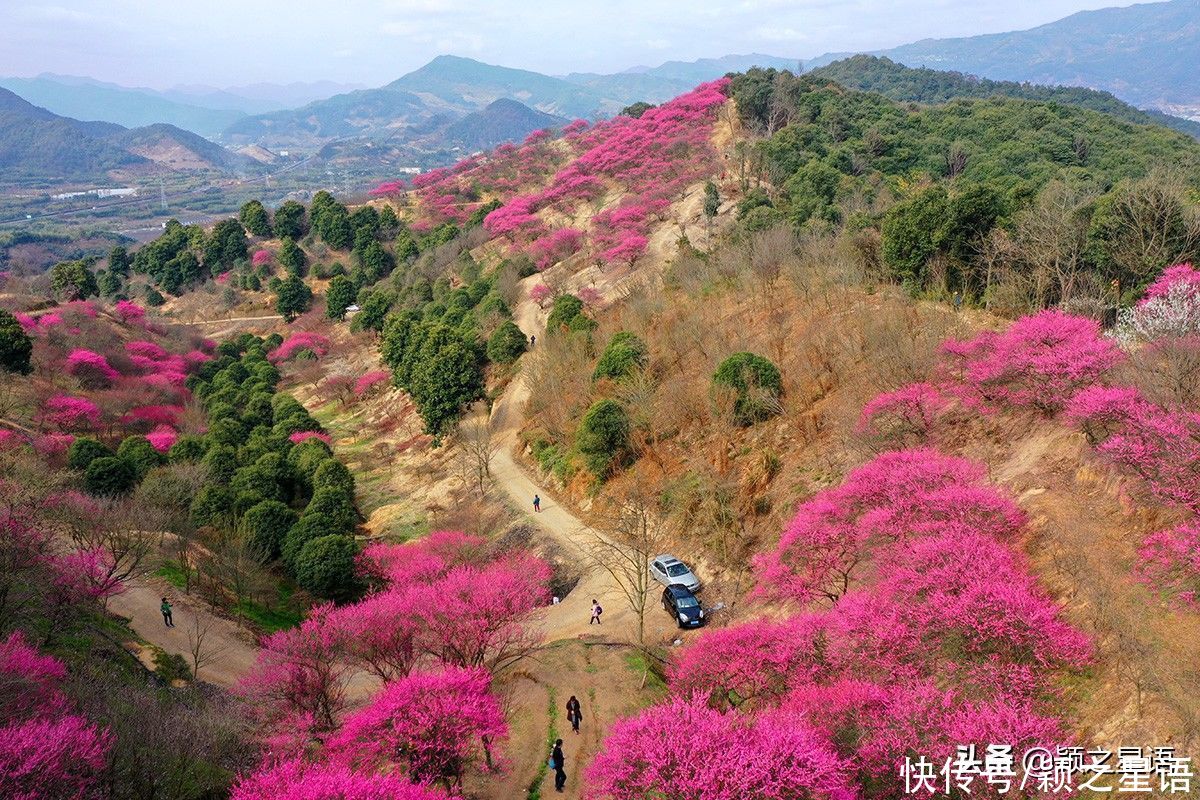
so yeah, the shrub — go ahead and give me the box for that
[593,331,648,381]
[84,456,137,497]
[117,435,167,480]
[354,370,390,397]
[1115,263,1200,343]
[282,513,340,568]
[486,321,528,364]
[712,352,783,425]
[304,487,356,533]
[65,349,119,388]
[190,484,236,529]
[546,294,585,332]
[243,500,298,560]
[576,399,631,478]
[152,647,192,682]
[312,459,354,496]
[201,444,237,484]
[67,437,112,472]
[294,535,359,600]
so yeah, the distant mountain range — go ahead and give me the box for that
[562,53,800,105]
[218,54,799,163]
[806,0,1200,117]
[0,74,367,137]
[0,87,258,185]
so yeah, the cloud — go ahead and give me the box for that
[751,25,811,42]
[381,20,421,36]
[15,4,94,24]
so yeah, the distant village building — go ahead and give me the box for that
[51,187,137,200]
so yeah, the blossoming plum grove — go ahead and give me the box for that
[591,449,1089,799]
[389,79,729,269]
[231,531,550,796]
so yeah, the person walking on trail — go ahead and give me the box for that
[533,494,541,513]
[551,738,566,793]
[590,599,602,625]
[566,695,582,734]
[161,597,174,628]
[952,291,963,312]
[530,334,536,348]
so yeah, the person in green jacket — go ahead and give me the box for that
[161,597,174,627]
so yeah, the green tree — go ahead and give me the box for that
[275,275,313,322]
[97,269,123,297]
[117,435,167,480]
[274,200,308,240]
[201,444,238,484]
[239,200,273,237]
[546,294,585,332]
[68,437,112,472]
[712,352,783,426]
[621,101,655,118]
[190,484,236,529]
[303,487,356,533]
[881,186,950,284]
[350,290,393,333]
[325,275,356,320]
[294,535,359,600]
[593,331,647,381]
[312,458,354,497]
[49,259,99,301]
[282,513,339,568]
[278,237,306,277]
[243,500,297,560]
[0,309,33,375]
[145,286,166,307]
[703,181,721,220]
[168,435,207,462]
[359,241,393,282]
[203,219,249,275]
[84,456,137,497]
[576,399,631,478]
[107,245,131,277]
[409,334,484,437]
[486,321,528,364]
[320,207,354,250]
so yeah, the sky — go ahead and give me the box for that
[0,0,1131,90]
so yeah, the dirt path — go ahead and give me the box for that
[488,282,658,645]
[178,314,284,325]
[107,578,259,689]
[480,280,688,798]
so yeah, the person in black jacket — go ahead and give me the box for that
[551,738,566,792]
[566,695,582,734]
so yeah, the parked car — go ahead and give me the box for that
[650,554,701,592]
[662,584,705,628]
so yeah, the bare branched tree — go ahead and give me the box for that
[453,408,496,500]
[185,613,230,682]
[583,478,668,645]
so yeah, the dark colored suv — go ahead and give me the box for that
[662,584,705,629]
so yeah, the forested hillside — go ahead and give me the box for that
[728,67,1200,304]
[809,55,1200,138]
